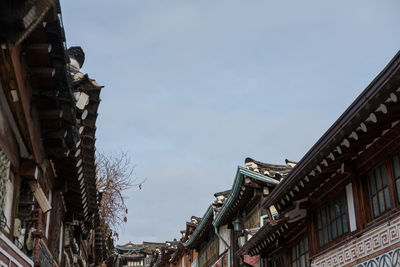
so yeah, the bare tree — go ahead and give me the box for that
[96,151,143,232]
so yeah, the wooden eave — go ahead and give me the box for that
[21,7,79,160]
[169,243,184,264]
[182,222,197,242]
[183,206,213,249]
[237,217,300,257]
[213,167,279,228]
[66,73,103,230]
[216,188,260,228]
[0,0,57,45]
[0,0,77,175]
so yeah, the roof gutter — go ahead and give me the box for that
[183,205,213,248]
[213,166,279,228]
[213,208,231,267]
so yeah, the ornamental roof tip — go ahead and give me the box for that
[67,46,85,68]
[190,216,202,224]
[71,72,103,90]
[245,157,296,180]
[214,189,231,198]
[213,189,231,207]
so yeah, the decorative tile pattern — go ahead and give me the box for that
[312,216,400,267]
[355,248,400,267]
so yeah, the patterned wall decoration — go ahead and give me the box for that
[355,248,400,267]
[0,149,10,216]
[311,216,400,267]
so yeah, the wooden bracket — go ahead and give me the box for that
[20,159,40,180]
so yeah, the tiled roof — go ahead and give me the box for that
[213,165,280,228]
[245,157,296,180]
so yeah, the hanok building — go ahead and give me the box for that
[212,160,294,267]
[183,159,292,267]
[0,0,105,266]
[113,242,166,267]
[239,52,400,266]
[183,193,230,267]
[169,217,201,267]
[153,241,180,267]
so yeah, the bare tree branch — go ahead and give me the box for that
[96,151,144,233]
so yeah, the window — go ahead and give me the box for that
[365,164,391,218]
[290,237,309,267]
[316,193,348,247]
[392,152,400,202]
[265,256,284,267]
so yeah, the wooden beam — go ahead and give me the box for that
[38,109,62,120]
[25,43,52,54]
[30,67,55,77]
[20,159,40,180]
[10,45,45,165]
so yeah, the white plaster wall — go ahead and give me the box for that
[218,225,231,255]
[345,183,357,232]
[4,174,13,234]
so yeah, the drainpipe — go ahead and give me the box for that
[212,208,231,267]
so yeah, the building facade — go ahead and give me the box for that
[240,52,400,266]
[113,242,167,267]
[0,0,107,266]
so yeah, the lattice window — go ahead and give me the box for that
[316,193,348,247]
[365,164,391,219]
[290,237,309,267]
[265,255,285,267]
[392,152,400,202]
[0,149,10,227]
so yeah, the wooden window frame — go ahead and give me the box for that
[313,191,350,250]
[364,162,392,219]
[290,236,309,267]
[310,144,400,258]
[264,254,285,267]
[361,158,397,224]
[391,152,400,203]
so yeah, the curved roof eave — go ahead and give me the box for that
[213,166,280,228]
[183,205,213,248]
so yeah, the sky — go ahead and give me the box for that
[60,0,400,244]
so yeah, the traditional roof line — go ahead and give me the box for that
[183,205,213,248]
[214,189,231,198]
[245,158,294,171]
[213,166,280,228]
[245,158,295,180]
[263,50,400,210]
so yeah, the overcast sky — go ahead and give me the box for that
[61,1,400,244]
